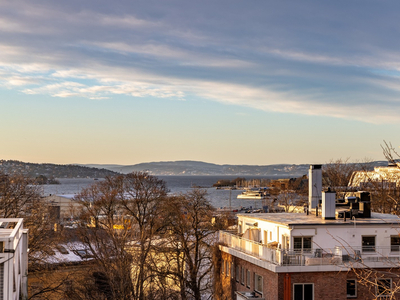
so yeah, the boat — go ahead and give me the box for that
[237,188,269,199]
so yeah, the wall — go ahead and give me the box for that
[220,252,400,300]
[238,214,400,256]
[220,252,280,300]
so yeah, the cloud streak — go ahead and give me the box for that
[1,0,400,123]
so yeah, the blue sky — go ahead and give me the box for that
[1,0,399,165]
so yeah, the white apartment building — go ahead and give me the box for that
[0,218,28,300]
[218,165,400,300]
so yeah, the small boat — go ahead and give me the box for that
[237,188,269,199]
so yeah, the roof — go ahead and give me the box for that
[55,194,76,199]
[34,242,94,265]
[237,212,400,227]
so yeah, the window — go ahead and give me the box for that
[347,279,357,298]
[235,265,240,282]
[294,283,313,300]
[226,261,229,277]
[56,245,69,254]
[362,236,376,252]
[293,237,312,252]
[254,273,263,294]
[231,262,234,279]
[74,249,93,259]
[241,267,245,285]
[246,269,250,287]
[222,260,224,274]
[391,236,400,252]
[376,279,391,298]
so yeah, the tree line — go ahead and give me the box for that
[0,171,223,300]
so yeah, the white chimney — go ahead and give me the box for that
[322,189,336,220]
[309,164,322,209]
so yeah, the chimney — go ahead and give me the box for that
[357,191,371,218]
[309,164,322,209]
[322,188,336,220]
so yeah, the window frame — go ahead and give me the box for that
[346,279,357,298]
[235,265,240,282]
[254,273,263,294]
[376,278,392,298]
[362,235,376,253]
[293,283,314,300]
[293,236,313,252]
[391,236,400,252]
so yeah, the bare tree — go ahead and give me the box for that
[277,190,307,212]
[162,189,217,300]
[382,141,400,167]
[73,172,169,300]
[323,158,361,199]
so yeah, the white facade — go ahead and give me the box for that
[0,218,28,300]
[350,165,400,188]
[220,211,400,273]
[45,194,83,224]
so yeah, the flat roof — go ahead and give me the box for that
[237,212,400,226]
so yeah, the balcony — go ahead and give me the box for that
[219,231,400,267]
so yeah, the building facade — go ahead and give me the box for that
[218,165,400,300]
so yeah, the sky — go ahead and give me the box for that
[1,0,400,166]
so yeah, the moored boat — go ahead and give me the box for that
[237,188,269,199]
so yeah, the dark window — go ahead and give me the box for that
[347,279,356,298]
[74,249,93,259]
[294,283,313,300]
[362,236,375,252]
[391,236,400,252]
[56,245,69,254]
[235,265,239,282]
[294,237,312,252]
[222,260,224,274]
[376,279,391,297]
[246,269,250,287]
[254,273,263,294]
[241,267,245,285]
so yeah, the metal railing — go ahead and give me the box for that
[219,231,400,267]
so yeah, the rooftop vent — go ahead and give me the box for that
[322,188,336,220]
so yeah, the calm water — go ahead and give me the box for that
[41,176,274,209]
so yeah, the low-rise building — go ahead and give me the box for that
[218,165,400,300]
[44,194,83,226]
[350,164,400,189]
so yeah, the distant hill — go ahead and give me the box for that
[0,160,119,178]
[2,160,389,178]
[81,160,390,176]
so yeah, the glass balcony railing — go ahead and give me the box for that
[219,231,400,267]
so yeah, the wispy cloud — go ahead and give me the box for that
[1,0,400,124]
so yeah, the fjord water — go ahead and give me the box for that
[41,176,273,209]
